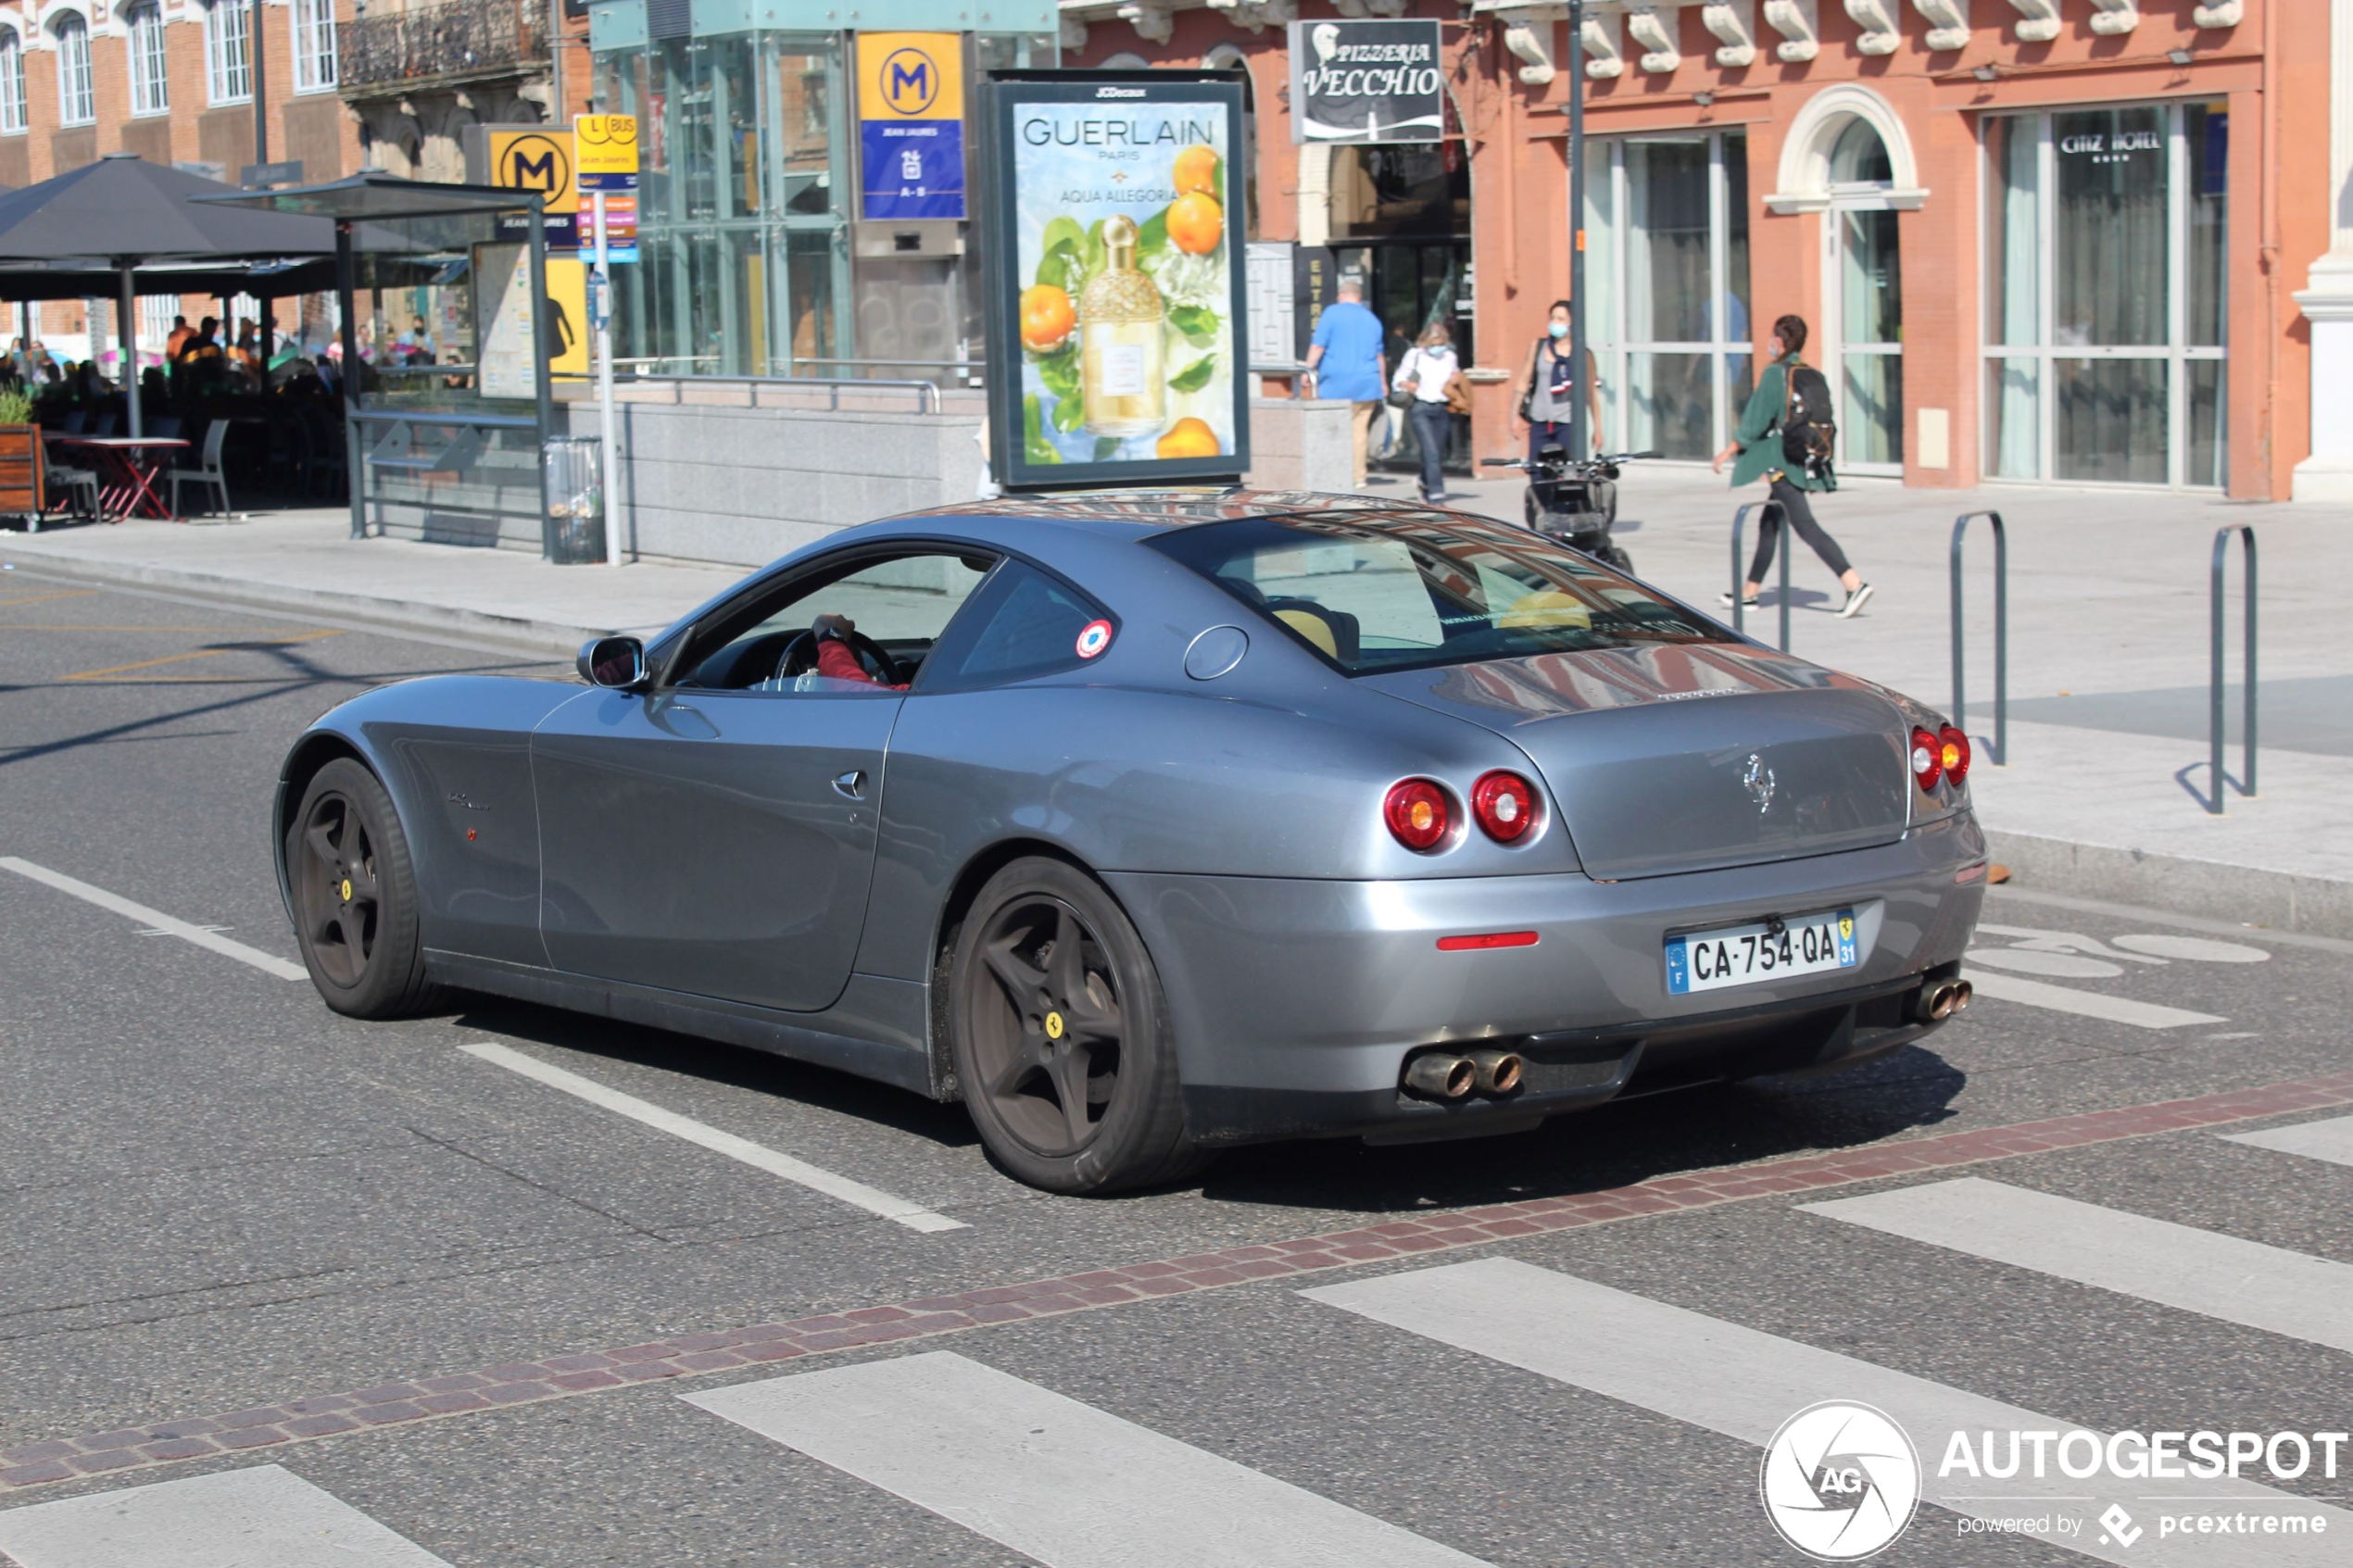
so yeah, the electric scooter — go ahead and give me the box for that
[1480,445,1660,574]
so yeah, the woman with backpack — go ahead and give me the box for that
[1391,320,1469,505]
[1711,313,1873,619]
[1511,299,1604,466]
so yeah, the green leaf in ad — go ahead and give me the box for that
[1039,215,1085,263]
[1168,304,1220,344]
[1169,355,1217,394]
[1036,238,1081,294]
[1023,395,1061,465]
[1094,436,1124,462]
[1083,219,1108,283]
[1137,208,1168,259]
[1034,347,1081,401]
[1051,390,1087,433]
[1210,152,1224,205]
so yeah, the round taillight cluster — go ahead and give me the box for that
[1911,724,1973,792]
[1471,771,1540,843]
[1383,779,1452,851]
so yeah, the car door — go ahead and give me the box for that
[532,546,992,1013]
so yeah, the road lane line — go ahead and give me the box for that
[1303,1258,2347,1567]
[685,1350,1490,1568]
[2222,1113,2353,1169]
[459,1041,966,1234]
[1964,971,2224,1029]
[0,589,98,608]
[1803,1177,2353,1353]
[60,629,343,682]
[0,1463,453,1567]
[0,857,307,981]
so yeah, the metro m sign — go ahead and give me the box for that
[856,31,965,221]
[486,126,579,251]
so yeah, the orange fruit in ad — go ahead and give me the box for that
[1020,284,1075,351]
[1157,417,1219,458]
[1167,193,1224,257]
[1173,144,1219,197]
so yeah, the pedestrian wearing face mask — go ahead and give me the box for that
[1512,299,1604,464]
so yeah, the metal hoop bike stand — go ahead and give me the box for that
[2209,523,2258,814]
[1730,499,1793,652]
[1949,510,2007,766]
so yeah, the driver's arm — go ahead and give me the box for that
[812,613,882,685]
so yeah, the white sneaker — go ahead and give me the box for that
[1718,590,1759,608]
[1839,583,1875,619]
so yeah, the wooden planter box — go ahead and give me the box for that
[0,424,43,518]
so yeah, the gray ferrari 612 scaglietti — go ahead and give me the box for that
[275,491,1985,1193]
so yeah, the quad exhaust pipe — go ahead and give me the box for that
[1916,978,1973,1022]
[1402,1047,1525,1101]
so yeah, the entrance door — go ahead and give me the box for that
[1824,120,1903,471]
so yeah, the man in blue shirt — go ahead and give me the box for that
[1304,276,1387,489]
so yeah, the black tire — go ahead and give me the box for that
[285,757,444,1018]
[949,858,1209,1194]
[1604,545,1636,574]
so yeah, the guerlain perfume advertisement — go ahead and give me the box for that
[981,71,1252,491]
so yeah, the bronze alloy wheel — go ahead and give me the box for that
[950,858,1205,1194]
[285,757,442,1019]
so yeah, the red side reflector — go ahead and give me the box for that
[1436,931,1541,951]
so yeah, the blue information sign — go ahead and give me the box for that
[860,119,964,221]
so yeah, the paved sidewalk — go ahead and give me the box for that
[6,469,2348,931]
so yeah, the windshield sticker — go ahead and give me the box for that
[1076,619,1115,659]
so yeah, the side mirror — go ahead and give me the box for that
[578,634,646,689]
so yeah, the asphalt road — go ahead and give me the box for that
[2,573,2349,1567]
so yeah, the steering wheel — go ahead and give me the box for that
[775,628,902,686]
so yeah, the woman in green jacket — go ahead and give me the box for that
[1710,313,1874,619]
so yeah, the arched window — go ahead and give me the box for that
[51,14,92,127]
[127,3,169,117]
[0,30,23,134]
[203,0,251,106]
[1829,119,1894,187]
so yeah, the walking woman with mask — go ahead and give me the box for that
[1512,299,1603,463]
[1711,313,1873,619]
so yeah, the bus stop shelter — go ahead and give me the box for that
[199,175,589,558]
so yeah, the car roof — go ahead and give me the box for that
[892,488,1449,538]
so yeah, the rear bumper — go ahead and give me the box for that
[1105,810,1985,1146]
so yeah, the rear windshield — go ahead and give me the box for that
[1146,510,1725,675]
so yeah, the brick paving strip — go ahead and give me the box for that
[7,1068,2351,1495]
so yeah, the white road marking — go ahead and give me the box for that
[684,1350,1491,1568]
[1973,922,2167,964]
[1303,1258,2347,1567]
[0,856,307,981]
[2110,933,2271,963]
[1965,947,2124,979]
[459,1041,967,1234]
[1803,1177,2353,1354]
[1963,972,2224,1029]
[2223,1113,2353,1170]
[0,1463,453,1568]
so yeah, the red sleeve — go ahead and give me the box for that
[814,637,879,685]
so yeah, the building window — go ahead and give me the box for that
[128,3,169,116]
[1580,130,1753,460]
[294,0,337,92]
[0,31,23,134]
[1983,103,2228,488]
[52,14,93,126]
[206,0,252,106]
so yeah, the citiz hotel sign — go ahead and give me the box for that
[1287,19,1444,144]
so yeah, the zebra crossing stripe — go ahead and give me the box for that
[1303,1258,2349,1567]
[1962,971,2225,1029]
[684,1349,1491,1568]
[2222,1114,2353,1170]
[1803,1177,2353,1355]
[0,1464,453,1568]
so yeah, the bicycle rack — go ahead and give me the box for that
[2208,523,2258,814]
[1949,510,2007,766]
[1730,499,1792,652]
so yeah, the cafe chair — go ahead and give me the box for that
[169,420,231,517]
[44,461,99,526]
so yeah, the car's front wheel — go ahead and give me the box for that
[949,858,1207,1194]
[286,757,443,1018]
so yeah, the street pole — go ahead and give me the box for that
[1567,0,1588,459]
[250,0,272,367]
[595,189,619,567]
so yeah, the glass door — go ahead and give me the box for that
[1823,119,1901,472]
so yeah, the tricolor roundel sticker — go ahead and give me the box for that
[1075,619,1114,659]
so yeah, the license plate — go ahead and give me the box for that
[1665,909,1858,996]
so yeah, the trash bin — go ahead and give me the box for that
[541,434,605,564]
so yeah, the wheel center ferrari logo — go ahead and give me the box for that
[1044,1010,1066,1040]
[339,877,352,902]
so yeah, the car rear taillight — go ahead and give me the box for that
[1910,727,1943,792]
[1383,779,1453,851]
[1939,724,1971,786]
[1471,771,1540,843]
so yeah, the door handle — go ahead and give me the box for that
[833,769,867,799]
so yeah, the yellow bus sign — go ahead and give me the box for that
[574,115,640,188]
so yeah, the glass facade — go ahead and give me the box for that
[1581,131,1751,459]
[1983,103,2228,487]
[1827,119,1901,470]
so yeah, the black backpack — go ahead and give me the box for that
[1778,358,1838,481]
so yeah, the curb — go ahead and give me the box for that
[1986,829,2353,942]
[1,548,600,660]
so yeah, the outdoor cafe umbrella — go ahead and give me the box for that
[0,153,340,436]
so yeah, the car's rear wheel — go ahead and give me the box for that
[287,758,443,1018]
[950,858,1207,1194]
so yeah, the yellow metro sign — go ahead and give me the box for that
[488,128,573,208]
[574,115,640,187]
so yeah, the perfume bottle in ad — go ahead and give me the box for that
[1078,215,1167,440]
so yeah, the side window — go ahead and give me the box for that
[677,550,995,692]
[918,560,1110,692]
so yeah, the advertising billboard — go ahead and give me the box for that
[1287,19,1445,144]
[980,70,1251,490]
